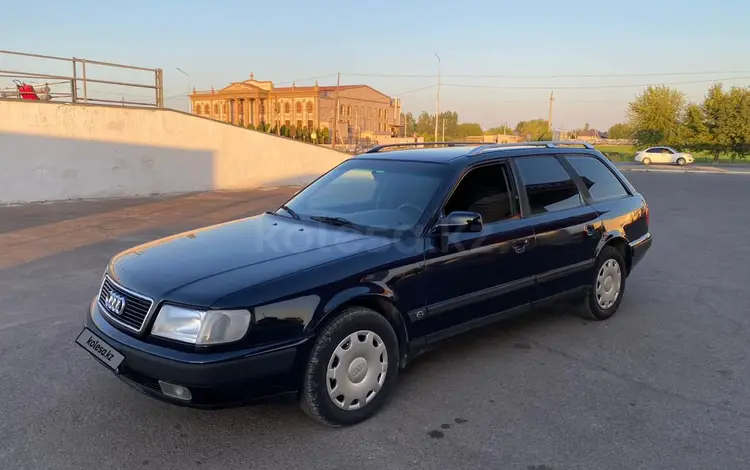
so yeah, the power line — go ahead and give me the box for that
[343,70,750,79]
[392,84,437,96]
[441,76,750,90]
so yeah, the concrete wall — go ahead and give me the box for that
[0,100,349,203]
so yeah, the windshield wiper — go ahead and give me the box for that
[276,205,300,220]
[309,215,365,232]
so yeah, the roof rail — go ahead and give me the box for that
[465,140,595,156]
[363,141,481,153]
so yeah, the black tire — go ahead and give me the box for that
[642,157,651,165]
[577,246,627,321]
[677,157,686,166]
[300,307,399,427]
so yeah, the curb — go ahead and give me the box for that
[616,167,750,175]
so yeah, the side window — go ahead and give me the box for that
[444,164,516,224]
[646,148,661,153]
[662,148,673,154]
[514,156,582,215]
[564,155,629,202]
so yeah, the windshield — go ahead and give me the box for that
[280,159,450,232]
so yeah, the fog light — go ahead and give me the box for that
[158,380,192,401]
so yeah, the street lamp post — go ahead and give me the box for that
[434,53,441,142]
[176,67,190,113]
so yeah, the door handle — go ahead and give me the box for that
[512,239,530,254]
[585,224,596,236]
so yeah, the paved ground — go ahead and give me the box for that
[1,173,750,469]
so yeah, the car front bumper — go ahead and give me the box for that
[81,299,305,408]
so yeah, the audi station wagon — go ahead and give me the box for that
[76,141,652,426]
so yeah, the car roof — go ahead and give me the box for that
[356,141,597,164]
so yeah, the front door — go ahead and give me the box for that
[411,162,536,341]
[511,155,602,301]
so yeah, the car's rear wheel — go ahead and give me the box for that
[300,307,399,426]
[676,157,686,166]
[577,246,626,321]
[642,157,651,165]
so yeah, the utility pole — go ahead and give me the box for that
[442,116,445,141]
[332,72,341,148]
[434,54,441,142]
[548,91,555,136]
[176,68,190,113]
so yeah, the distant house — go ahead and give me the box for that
[575,129,608,142]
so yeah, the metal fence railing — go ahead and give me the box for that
[0,49,164,107]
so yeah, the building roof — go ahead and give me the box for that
[272,84,363,93]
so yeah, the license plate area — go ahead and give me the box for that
[76,328,125,371]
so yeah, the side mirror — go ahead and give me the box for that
[434,211,483,234]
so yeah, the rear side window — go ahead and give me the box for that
[514,156,582,215]
[564,155,629,202]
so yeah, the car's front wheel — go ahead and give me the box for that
[676,157,686,166]
[300,307,399,426]
[577,246,627,321]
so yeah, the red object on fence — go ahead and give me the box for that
[17,83,40,100]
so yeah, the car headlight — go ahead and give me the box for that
[151,304,252,345]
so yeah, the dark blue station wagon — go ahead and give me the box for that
[76,141,652,426]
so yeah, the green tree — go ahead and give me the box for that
[607,122,633,140]
[680,103,708,152]
[486,125,513,135]
[456,123,483,138]
[583,122,590,131]
[725,86,750,160]
[415,111,434,139]
[627,85,685,148]
[702,84,732,163]
[515,119,550,140]
[401,112,417,137]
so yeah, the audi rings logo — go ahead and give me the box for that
[105,292,127,315]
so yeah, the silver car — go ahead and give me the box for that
[634,146,694,166]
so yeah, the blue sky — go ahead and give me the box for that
[2,0,749,130]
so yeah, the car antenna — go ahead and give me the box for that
[537,125,551,141]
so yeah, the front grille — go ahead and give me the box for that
[99,278,153,331]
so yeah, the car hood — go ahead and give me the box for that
[108,213,395,306]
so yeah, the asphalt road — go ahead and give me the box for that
[1,173,750,469]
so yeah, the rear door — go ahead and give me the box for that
[511,155,602,302]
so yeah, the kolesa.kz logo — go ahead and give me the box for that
[86,336,116,362]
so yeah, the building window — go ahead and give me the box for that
[214,104,220,115]
[195,105,201,116]
[274,102,280,113]
[297,120,303,129]
[296,102,302,114]
[347,105,351,116]
[339,104,345,117]
[308,119,313,129]
[222,103,227,114]
[204,104,210,115]
[306,102,313,114]
[284,102,291,114]
[285,120,290,127]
